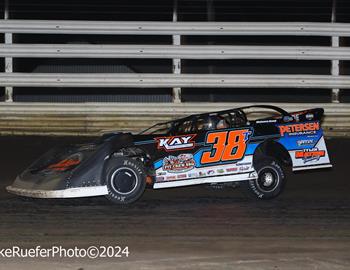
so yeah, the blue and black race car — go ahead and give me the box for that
[6,105,332,204]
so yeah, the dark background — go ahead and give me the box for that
[1,0,349,103]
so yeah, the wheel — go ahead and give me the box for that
[104,157,146,204]
[242,158,286,200]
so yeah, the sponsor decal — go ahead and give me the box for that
[305,113,314,120]
[279,122,320,136]
[256,119,277,124]
[290,110,314,121]
[198,171,206,177]
[217,168,225,174]
[155,134,196,151]
[156,176,165,181]
[188,172,199,178]
[239,166,250,172]
[297,139,315,146]
[163,154,195,173]
[295,148,325,163]
[166,175,176,181]
[290,110,310,121]
[238,166,250,172]
[236,162,250,166]
[207,170,215,175]
[157,171,167,176]
[200,129,252,165]
[283,116,294,122]
[226,167,238,172]
[177,174,187,179]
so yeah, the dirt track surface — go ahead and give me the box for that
[0,136,349,270]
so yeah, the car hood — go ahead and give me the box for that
[10,132,140,191]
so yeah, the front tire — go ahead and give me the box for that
[242,159,286,200]
[105,157,146,204]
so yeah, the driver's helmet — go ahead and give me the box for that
[216,119,229,129]
[202,115,220,130]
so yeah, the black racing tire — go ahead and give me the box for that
[104,157,146,205]
[242,158,286,200]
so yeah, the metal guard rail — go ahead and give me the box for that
[1,44,350,60]
[1,20,350,36]
[1,73,350,89]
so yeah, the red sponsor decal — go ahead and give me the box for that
[156,176,165,181]
[279,122,320,136]
[295,149,325,159]
[226,167,238,172]
[163,154,195,173]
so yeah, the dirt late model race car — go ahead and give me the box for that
[7,105,332,204]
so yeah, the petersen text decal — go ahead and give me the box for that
[279,122,320,136]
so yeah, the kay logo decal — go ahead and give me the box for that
[155,134,196,151]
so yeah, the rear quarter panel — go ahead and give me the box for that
[276,121,332,171]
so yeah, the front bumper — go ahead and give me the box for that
[6,185,108,198]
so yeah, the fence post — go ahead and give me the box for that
[4,0,13,102]
[172,0,181,103]
[331,0,340,103]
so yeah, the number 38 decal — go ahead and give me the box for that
[200,129,252,165]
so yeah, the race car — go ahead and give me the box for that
[6,105,332,204]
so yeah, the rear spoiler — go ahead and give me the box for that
[289,108,324,122]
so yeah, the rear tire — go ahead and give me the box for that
[105,157,146,204]
[242,158,286,200]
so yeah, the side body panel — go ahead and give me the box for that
[138,127,260,189]
[276,121,331,171]
[136,121,332,189]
